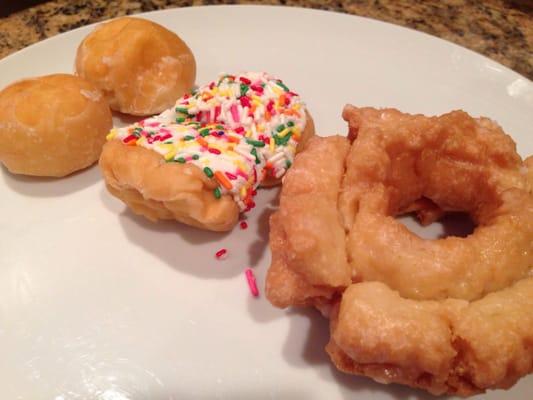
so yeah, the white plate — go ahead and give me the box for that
[1,5,532,400]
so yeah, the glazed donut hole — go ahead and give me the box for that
[0,74,113,177]
[75,16,197,116]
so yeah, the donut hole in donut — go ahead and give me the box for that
[395,196,476,239]
[396,209,476,239]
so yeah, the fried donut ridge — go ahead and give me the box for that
[266,135,351,308]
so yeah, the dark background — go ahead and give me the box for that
[1,0,532,18]
[1,0,51,17]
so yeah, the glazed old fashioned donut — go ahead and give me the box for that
[75,17,196,116]
[0,74,112,177]
[100,72,315,231]
[266,105,533,396]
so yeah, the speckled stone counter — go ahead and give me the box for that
[0,0,531,79]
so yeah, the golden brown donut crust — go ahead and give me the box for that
[266,106,533,396]
[0,74,112,177]
[99,140,239,231]
[75,17,196,116]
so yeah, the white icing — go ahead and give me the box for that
[110,72,308,210]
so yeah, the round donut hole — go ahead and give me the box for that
[396,210,476,240]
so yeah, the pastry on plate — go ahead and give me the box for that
[75,16,196,116]
[100,72,315,231]
[266,105,533,396]
[0,74,112,177]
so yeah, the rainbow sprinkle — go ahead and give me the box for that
[245,268,259,297]
[215,248,228,260]
[109,72,308,211]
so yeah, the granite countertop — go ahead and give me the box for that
[0,0,531,80]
